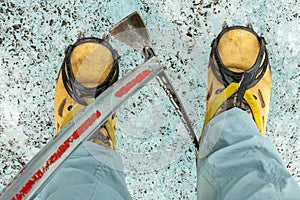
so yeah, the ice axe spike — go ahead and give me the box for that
[109,12,153,57]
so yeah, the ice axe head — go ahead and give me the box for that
[109,12,154,59]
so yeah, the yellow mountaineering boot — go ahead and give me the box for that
[54,37,119,149]
[202,25,272,136]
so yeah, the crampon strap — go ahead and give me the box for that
[62,37,119,105]
[210,26,269,107]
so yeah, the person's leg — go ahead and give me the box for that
[197,25,300,199]
[36,141,131,200]
[197,108,300,200]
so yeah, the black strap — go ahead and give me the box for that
[210,26,269,107]
[61,37,119,105]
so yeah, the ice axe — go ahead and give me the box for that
[0,12,198,200]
